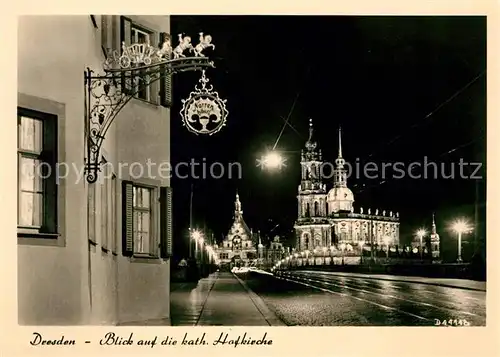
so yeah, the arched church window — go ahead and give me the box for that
[304,234,310,250]
[305,203,310,217]
[326,202,329,215]
[314,201,319,216]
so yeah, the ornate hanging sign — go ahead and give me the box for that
[84,31,217,183]
[180,70,228,135]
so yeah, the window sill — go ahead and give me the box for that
[18,231,59,239]
[130,254,164,264]
[18,231,64,247]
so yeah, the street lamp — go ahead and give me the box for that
[259,150,286,170]
[330,245,335,265]
[452,219,472,263]
[340,243,346,265]
[305,250,310,266]
[415,228,427,261]
[322,247,327,265]
[358,240,365,264]
[191,229,202,258]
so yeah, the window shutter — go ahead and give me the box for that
[160,186,173,258]
[42,114,58,234]
[120,16,133,94]
[121,180,134,256]
[149,31,160,105]
[159,32,173,108]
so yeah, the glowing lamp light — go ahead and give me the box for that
[260,151,286,170]
[191,229,202,240]
[452,220,471,234]
[416,229,427,238]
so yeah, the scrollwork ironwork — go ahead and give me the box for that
[84,33,216,184]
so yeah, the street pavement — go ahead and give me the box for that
[241,270,486,326]
[170,271,285,326]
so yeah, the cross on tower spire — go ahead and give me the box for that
[432,212,437,234]
[338,126,342,158]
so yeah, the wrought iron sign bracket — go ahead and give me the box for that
[84,34,216,184]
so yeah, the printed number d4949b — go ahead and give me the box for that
[434,319,471,326]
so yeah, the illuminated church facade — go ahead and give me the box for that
[214,193,289,269]
[294,120,400,258]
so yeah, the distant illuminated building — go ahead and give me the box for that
[429,213,441,259]
[215,193,257,269]
[293,119,400,262]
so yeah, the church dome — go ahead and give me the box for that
[327,186,354,214]
[327,186,354,202]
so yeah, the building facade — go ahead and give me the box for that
[294,120,400,262]
[215,193,289,270]
[410,213,441,259]
[216,193,258,268]
[261,236,286,269]
[18,15,173,325]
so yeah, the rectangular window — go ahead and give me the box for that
[122,181,172,259]
[132,185,152,254]
[131,25,151,102]
[120,16,161,105]
[17,108,57,236]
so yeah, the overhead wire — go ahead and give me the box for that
[271,64,311,151]
[365,69,486,160]
[354,137,483,195]
[272,92,300,151]
[352,70,486,195]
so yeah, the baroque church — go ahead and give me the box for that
[214,192,289,269]
[294,119,400,254]
[214,193,258,268]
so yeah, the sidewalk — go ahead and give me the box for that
[170,271,285,326]
[302,271,487,292]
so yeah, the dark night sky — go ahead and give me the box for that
[170,16,486,260]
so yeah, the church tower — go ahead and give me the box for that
[295,119,330,253]
[234,191,243,219]
[429,213,441,259]
[297,119,327,219]
[327,128,354,214]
